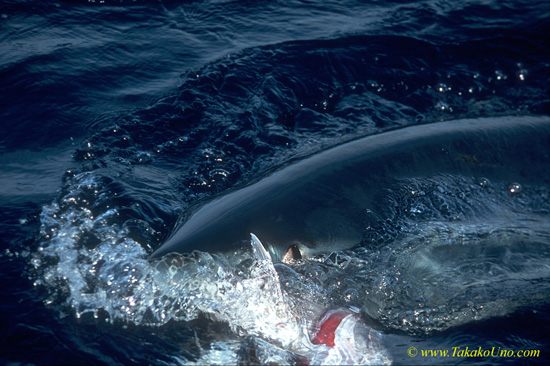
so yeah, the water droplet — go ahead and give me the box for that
[476,177,491,188]
[435,102,451,112]
[209,168,230,180]
[494,70,507,81]
[134,152,152,164]
[344,288,359,301]
[508,182,522,194]
[436,83,448,93]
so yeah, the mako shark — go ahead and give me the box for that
[151,115,550,261]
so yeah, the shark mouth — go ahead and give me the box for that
[248,234,390,365]
[308,308,387,365]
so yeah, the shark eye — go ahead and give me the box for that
[282,244,302,263]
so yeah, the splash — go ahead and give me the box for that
[31,161,550,364]
[31,173,391,364]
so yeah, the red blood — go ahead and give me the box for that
[311,311,350,347]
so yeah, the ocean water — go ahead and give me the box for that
[1,0,550,364]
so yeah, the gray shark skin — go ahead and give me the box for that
[150,116,550,261]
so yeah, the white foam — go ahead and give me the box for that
[32,173,391,364]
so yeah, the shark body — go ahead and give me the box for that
[150,116,550,261]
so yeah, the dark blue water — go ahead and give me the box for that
[2,0,550,364]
